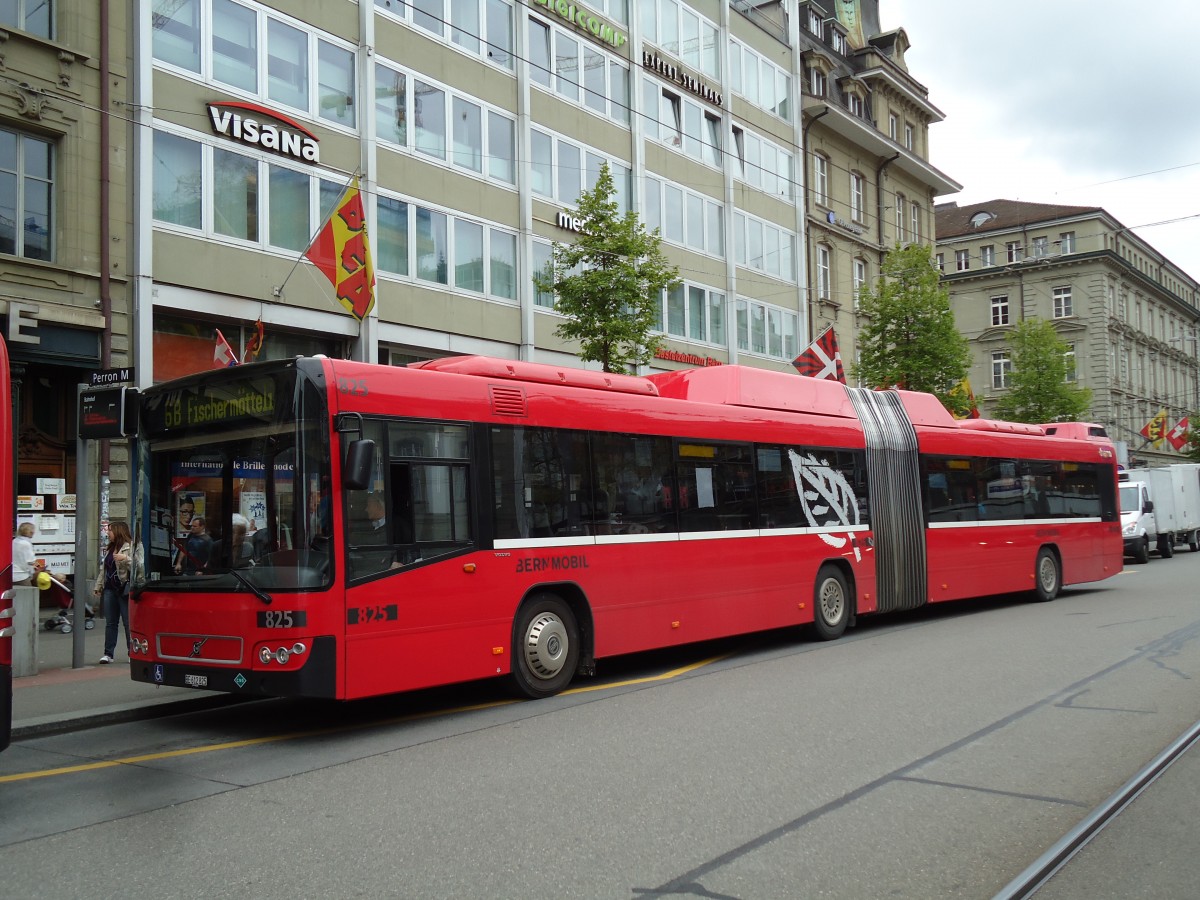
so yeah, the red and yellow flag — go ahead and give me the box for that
[304,177,376,320]
[1140,409,1168,447]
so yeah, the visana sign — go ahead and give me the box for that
[207,101,320,163]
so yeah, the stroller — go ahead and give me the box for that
[38,572,95,634]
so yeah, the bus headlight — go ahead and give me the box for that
[260,646,274,664]
[275,647,290,664]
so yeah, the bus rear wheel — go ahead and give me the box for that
[810,565,850,641]
[512,594,579,699]
[1033,547,1061,602]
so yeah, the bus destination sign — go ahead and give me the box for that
[153,378,278,433]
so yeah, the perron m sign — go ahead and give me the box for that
[207,101,320,164]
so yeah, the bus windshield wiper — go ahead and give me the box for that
[227,565,273,605]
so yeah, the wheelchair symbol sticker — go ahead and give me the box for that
[153,664,164,684]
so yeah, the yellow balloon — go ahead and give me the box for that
[36,571,53,590]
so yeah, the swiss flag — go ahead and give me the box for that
[1166,417,1190,451]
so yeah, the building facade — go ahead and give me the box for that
[3,0,957,576]
[795,0,958,373]
[2,0,133,578]
[936,199,1200,466]
[133,0,957,383]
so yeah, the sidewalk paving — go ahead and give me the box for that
[10,613,234,739]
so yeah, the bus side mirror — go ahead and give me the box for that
[344,440,376,491]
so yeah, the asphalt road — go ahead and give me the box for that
[3,551,1200,899]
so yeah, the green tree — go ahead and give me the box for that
[1182,414,1200,462]
[993,318,1092,423]
[851,243,971,413]
[535,163,680,374]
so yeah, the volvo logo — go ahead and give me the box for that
[190,637,209,659]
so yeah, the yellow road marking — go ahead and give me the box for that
[1,654,725,783]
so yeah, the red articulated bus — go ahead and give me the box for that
[1,336,14,750]
[128,356,1122,701]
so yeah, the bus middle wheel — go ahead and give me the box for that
[810,565,850,641]
[512,594,579,699]
[1033,547,1061,602]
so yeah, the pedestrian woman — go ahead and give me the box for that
[93,521,133,664]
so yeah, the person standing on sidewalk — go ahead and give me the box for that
[12,522,44,586]
[93,521,134,664]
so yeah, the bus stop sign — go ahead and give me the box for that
[79,386,140,439]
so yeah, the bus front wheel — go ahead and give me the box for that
[1033,548,1061,602]
[810,566,850,641]
[512,594,579,699]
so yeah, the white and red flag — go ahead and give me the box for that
[1165,417,1190,451]
[213,328,239,368]
[792,326,846,383]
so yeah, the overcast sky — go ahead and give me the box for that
[880,1,1200,281]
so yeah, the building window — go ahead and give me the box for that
[377,0,514,69]
[910,202,920,242]
[529,12,628,116]
[980,245,995,267]
[266,18,310,111]
[1032,236,1049,258]
[733,212,794,280]
[991,295,1009,326]
[832,31,845,54]
[153,0,201,71]
[1059,231,1076,254]
[1006,241,1022,263]
[212,0,257,90]
[317,40,356,127]
[736,298,798,360]
[168,5,360,126]
[850,172,864,222]
[817,244,832,300]
[809,67,826,98]
[3,0,50,35]
[734,128,793,200]
[530,128,630,212]
[955,249,970,271]
[812,153,829,206]
[648,176,723,255]
[895,194,906,241]
[808,8,823,35]
[532,239,555,308]
[992,351,1011,389]
[730,39,791,120]
[213,147,258,242]
[935,253,944,272]
[904,122,914,150]
[0,127,54,260]
[853,258,867,309]
[847,92,863,117]
[1064,343,1077,383]
[1053,286,1073,318]
[888,113,897,141]
[655,282,726,346]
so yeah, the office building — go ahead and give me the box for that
[936,199,1200,465]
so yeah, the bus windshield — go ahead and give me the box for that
[136,363,333,593]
